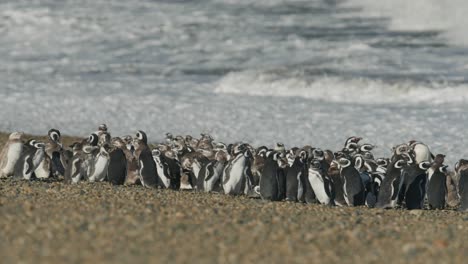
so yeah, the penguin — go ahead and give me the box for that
[408,140,434,164]
[259,151,282,201]
[375,157,407,209]
[79,134,100,181]
[96,124,111,147]
[338,158,365,206]
[88,144,111,183]
[354,154,375,207]
[455,159,468,211]
[251,146,268,186]
[14,140,45,180]
[152,149,172,188]
[134,130,158,188]
[328,160,345,206]
[222,145,254,196]
[123,135,135,154]
[34,150,52,179]
[426,154,447,209]
[64,142,84,184]
[0,132,24,178]
[45,129,66,177]
[307,159,334,205]
[198,150,228,193]
[402,161,431,210]
[285,150,308,202]
[111,137,139,185]
[106,138,127,185]
[180,152,209,189]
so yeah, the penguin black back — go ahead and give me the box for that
[107,148,127,185]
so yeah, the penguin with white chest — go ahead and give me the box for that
[134,130,158,188]
[88,144,111,183]
[14,140,46,180]
[0,132,24,178]
[338,157,365,206]
[152,149,172,188]
[426,154,448,209]
[308,159,334,205]
[198,150,228,192]
[222,144,254,196]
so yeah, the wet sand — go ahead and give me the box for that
[0,133,467,263]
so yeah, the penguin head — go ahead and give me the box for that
[33,141,45,149]
[376,158,389,167]
[98,124,108,132]
[338,158,351,168]
[455,159,468,174]
[298,150,308,162]
[439,165,449,173]
[275,142,285,152]
[111,137,126,148]
[433,154,446,165]
[135,130,148,144]
[399,152,413,165]
[48,129,61,142]
[393,144,409,155]
[362,151,374,160]
[276,152,288,168]
[312,148,324,161]
[9,131,24,140]
[323,150,335,165]
[26,139,36,146]
[345,136,362,145]
[87,133,99,146]
[359,143,375,153]
[310,159,322,170]
[394,159,407,169]
[165,132,173,140]
[151,149,162,157]
[256,146,268,157]
[418,161,431,171]
[354,155,364,170]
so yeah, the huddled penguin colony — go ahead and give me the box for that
[1,124,468,212]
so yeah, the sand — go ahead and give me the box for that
[0,133,467,264]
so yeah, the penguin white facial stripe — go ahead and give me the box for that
[339,158,351,168]
[394,160,405,169]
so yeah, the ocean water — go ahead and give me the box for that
[1,0,468,164]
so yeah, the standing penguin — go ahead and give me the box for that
[339,158,365,206]
[152,149,172,188]
[0,132,24,178]
[455,159,468,211]
[375,157,407,209]
[426,154,447,209]
[201,150,228,192]
[259,151,282,201]
[308,159,334,205]
[14,140,46,180]
[328,160,345,206]
[285,150,308,202]
[64,142,84,184]
[134,130,158,188]
[222,145,254,196]
[106,138,127,185]
[45,129,66,177]
[88,144,111,183]
[402,161,431,210]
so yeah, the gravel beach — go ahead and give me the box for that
[1,133,467,264]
